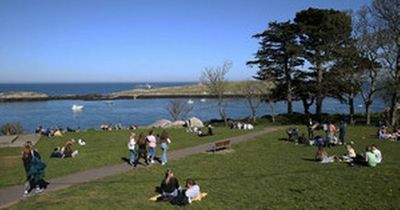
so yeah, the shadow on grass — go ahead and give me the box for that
[301,158,317,162]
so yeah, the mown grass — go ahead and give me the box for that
[0,127,251,189]
[8,126,400,209]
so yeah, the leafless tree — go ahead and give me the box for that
[200,61,231,126]
[241,80,275,123]
[165,99,193,121]
[369,0,400,126]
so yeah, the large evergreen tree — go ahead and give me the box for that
[247,21,303,114]
[295,8,353,118]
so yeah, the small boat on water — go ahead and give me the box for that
[200,98,206,102]
[187,99,194,104]
[72,104,84,111]
[104,101,113,105]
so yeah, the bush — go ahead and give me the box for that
[0,123,24,135]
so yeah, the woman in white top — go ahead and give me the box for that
[371,144,382,163]
[128,133,136,166]
[185,179,200,204]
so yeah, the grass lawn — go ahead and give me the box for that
[8,126,400,209]
[0,127,252,189]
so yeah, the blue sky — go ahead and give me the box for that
[0,0,370,83]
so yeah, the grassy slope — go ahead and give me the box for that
[0,127,251,188]
[8,126,400,209]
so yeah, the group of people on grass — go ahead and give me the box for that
[35,126,81,137]
[21,141,49,197]
[100,123,138,131]
[315,143,382,167]
[306,120,346,147]
[378,126,400,141]
[128,130,171,167]
[49,139,80,159]
[155,169,201,206]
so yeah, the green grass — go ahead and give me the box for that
[0,127,251,189]
[7,126,400,209]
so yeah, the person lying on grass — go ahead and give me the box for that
[49,147,63,158]
[156,169,180,201]
[315,146,337,163]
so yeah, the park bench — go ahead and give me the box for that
[207,140,231,152]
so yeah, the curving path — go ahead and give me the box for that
[0,127,282,209]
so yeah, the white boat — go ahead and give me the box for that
[187,99,194,104]
[200,98,206,102]
[72,105,84,111]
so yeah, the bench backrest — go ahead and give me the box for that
[215,140,230,148]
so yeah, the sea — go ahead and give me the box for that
[0,83,386,133]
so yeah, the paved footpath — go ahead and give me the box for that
[0,127,282,209]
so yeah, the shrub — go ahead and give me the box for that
[0,123,24,135]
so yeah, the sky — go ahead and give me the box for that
[0,0,370,83]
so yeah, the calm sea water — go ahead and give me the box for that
[0,83,386,133]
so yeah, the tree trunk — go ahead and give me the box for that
[348,93,355,125]
[365,100,372,125]
[218,97,228,127]
[285,59,293,114]
[269,101,276,123]
[302,98,310,115]
[389,92,397,127]
[315,64,323,118]
[287,80,293,114]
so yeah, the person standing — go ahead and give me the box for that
[160,130,171,165]
[339,120,346,145]
[147,130,157,163]
[134,133,149,167]
[128,133,136,166]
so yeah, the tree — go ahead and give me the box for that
[247,21,303,114]
[200,61,231,126]
[353,6,383,125]
[165,99,193,121]
[369,0,400,126]
[295,8,353,119]
[332,39,365,124]
[241,80,275,122]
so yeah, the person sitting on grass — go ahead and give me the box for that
[371,144,382,164]
[170,178,200,206]
[134,133,149,167]
[315,146,337,163]
[50,147,63,158]
[352,146,378,167]
[62,139,79,158]
[157,169,180,201]
[341,144,356,162]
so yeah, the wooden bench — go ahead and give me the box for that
[207,140,231,152]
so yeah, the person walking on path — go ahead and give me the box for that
[147,130,157,164]
[160,130,171,165]
[128,133,136,166]
[134,133,149,167]
[339,120,346,145]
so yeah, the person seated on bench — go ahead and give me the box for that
[315,146,336,163]
[50,147,63,158]
[157,169,180,201]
